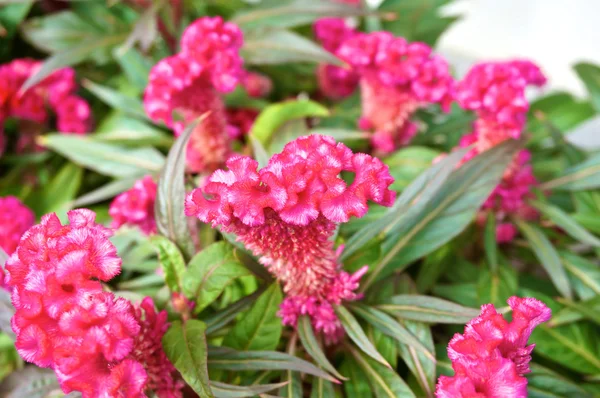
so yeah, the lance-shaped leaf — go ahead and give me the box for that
[210,381,288,398]
[484,213,498,272]
[531,199,600,247]
[560,251,600,300]
[396,320,436,397]
[298,315,347,380]
[362,140,520,289]
[336,305,390,368]
[528,363,594,398]
[540,151,600,191]
[348,345,416,398]
[279,334,303,398]
[150,235,186,293]
[377,295,480,324]
[205,288,265,334]
[516,220,573,299]
[162,320,214,397]
[154,118,202,259]
[310,376,336,398]
[207,347,338,382]
[73,177,137,207]
[83,80,148,120]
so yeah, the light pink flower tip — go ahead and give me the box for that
[436,296,551,398]
[185,134,396,228]
[0,196,35,256]
[243,72,272,98]
[5,208,149,397]
[109,175,158,235]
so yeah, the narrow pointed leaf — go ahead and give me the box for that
[310,377,336,398]
[205,288,265,334]
[298,315,347,380]
[396,320,436,397]
[377,295,480,324]
[484,213,498,272]
[541,151,600,191]
[210,381,288,398]
[83,80,148,120]
[73,177,137,207]
[531,200,600,247]
[149,235,186,293]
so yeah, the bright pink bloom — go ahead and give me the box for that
[0,196,35,255]
[131,297,183,398]
[436,297,551,398]
[243,72,272,98]
[186,135,395,341]
[109,175,158,235]
[338,32,454,152]
[226,108,259,139]
[313,18,360,99]
[0,58,91,155]
[144,16,244,172]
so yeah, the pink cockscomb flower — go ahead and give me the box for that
[243,72,272,98]
[436,296,551,398]
[0,196,35,255]
[226,108,259,139]
[337,32,454,153]
[313,18,360,99]
[109,175,158,235]
[186,135,395,341]
[0,58,91,155]
[131,297,183,398]
[144,16,245,173]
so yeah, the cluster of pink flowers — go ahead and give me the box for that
[436,296,551,398]
[336,32,454,153]
[144,16,245,173]
[0,196,35,256]
[186,135,395,341]
[455,60,546,242]
[109,175,158,235]
[0,59,91,155]
[5,209,181,397]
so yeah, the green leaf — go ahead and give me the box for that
[516,220,573,299]
[349,303,434,362]
[210,381,288,398]
[232,0,365,30]
[484,213,498,272]
[279,336,304,398]
[154,120,199,259]
[149,236,186,293]
[540,152,600,191]
[533,322,600,374]
[531,199,600,247]
[477,264,518,307]
[182,242,251,313]
[556,298,600,326]
[162,320,214,397]
[242,28,343,66]
[73,177,136,207]
[83,80,148,121]
[349,345,416,398]
[377,295,481,324]
[335,305,390,368]
[383,147,441,191]
[95,112,172,148]
[298,315,347,380]
[310,376,336,398]
[560,252,600,300]
[396,320,436,397]
[250,99,329,146]
[30,163,82,215]
[363,140,520,289]
[341,358,374,397]
[528,363,593,398]
[0,2,33,58]
[207,347,337,382]
[574,62,600,112]
[205,288,264,335]
[41,134,164,178]
[223,283,283,351]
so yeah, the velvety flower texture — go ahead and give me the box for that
[0,196,35,255]
[337,32,454,153]
[109,175,158,235]
[436,297,551,398]
[0,58,91,155]
[144,16,245,173]
[186,135,395,341]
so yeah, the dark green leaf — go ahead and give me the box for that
[477,264,518,307]
[298,315,346,380]
[210,381,288,398]
[531,199,600,247]
[183,242,251,313]
[484,212,498,272]
[310,376,336,398]
[162,320,214,397]
[378,295,481,324]
[30,163,82,215]
[528,363,593,398]
[279,336,304,398]
[556,298,600,326]
[341,358,374,397]
[150,236,186,293]
[516,220,573,299]
[223,283,282,351]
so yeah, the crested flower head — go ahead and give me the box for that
[436,296,551,398]
[109,175,158,235]
[144,16,245,172]
[186,135,395,341]
[337,32,454,152]
[5,209,148,397]
[0,196,35,255]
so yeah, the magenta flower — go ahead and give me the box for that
[109,175,158,235]
[436,296,551,398]
[336,32,454,152]
[186,135,395,341]
[0,196,35,256]
[144,16,245,173]
[242,72,273,98]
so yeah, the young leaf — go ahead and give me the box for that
[242,29,343,66]
[154,119,201,259]
[162,320,214,397]
[377,295,481,324]
[41,134,164,178]
[298,315,347,380]
[223,283,283,351]
[210,381,288,398]
[149,236,186,293]
[530,199,600,247]
[349,345,416,398]
[516,220,573,299]
[182,242,252,313]
[335,305,391,368]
